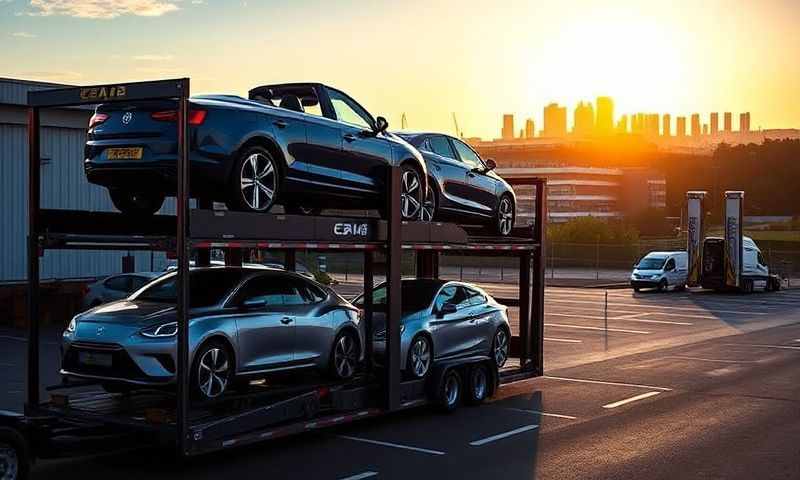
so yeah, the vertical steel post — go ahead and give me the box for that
[363,250,374,375]
[385,167,402,411]
[285,249,296,272]
[519,252,532,365]
[25,106,41,412]
[531,179,547,375]
[175,79,191,457]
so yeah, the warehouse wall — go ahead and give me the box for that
[0,122,170,282]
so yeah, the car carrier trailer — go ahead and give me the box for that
[0,78,547,479]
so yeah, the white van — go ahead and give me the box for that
[631,251,688,292]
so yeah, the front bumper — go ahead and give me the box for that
[630,279,660,289]
[61,339,176,385]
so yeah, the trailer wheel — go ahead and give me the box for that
[0,427,29,480]
[436,369,462,413]
[657,279,668,292]
[465,364,490,406]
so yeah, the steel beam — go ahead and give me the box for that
[385,167,402,411]
[531,179,547,374]
[26,107,41,412]
[363,250,374,375]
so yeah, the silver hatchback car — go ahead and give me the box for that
[62,267,363,400]
[354,279,511,379]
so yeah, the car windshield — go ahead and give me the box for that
[355,281,439,313]
[637,257,667,270]
[133,269,246,307]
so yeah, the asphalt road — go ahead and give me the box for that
[1,287,799,479]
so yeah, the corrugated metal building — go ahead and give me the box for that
[0,77,169,282]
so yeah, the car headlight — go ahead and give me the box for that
[141,322,178,338]
[66,316,78,333]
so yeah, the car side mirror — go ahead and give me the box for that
[374,116,389,134]
[438,303,457,317]
[484,158,497,172]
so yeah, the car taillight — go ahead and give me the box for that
[151,109,207,125]
[88,113,109,129]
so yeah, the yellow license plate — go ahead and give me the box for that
[106,147,143,160]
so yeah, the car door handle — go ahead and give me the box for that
[273,120,288,129]
[343,133,357,142]
[281,317,293,325]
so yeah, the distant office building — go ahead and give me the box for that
[645,114,660,137]
[616,115,628,134]
[691,114,701,137]
[740,112,751,132]
[519,129,524,139]
[573,101,595,136]
[595,96,614,135]
[662,114,671,137]
[501,114,514,140]
[724,112,732,132]
[524,118,535,139]
[710,112,719,135]
[631,113,645,134]
[542,103,567,137]
[702,124,708,135]
[676,116,687,137]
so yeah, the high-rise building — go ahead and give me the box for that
[691,114,701,137]
[702,124,708,135]
[616,114,628,134]
[740,112,751,132]
[524,118,535,139]
[710,112,719,135]
[573,101,595,136]
[645,114,659,137]
[501,114,514,140]
[676,116,686,137]
[724,112,732,132]
[542,103,567,137]
[662,114,671,137]
[595,96,614,135]
[631,113,646,134]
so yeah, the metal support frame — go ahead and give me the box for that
[415,251,439,279]
[363,250,374,375]
[518,252,532,365]
[384,167,402,411]
[26,106,41,412]
[285,249,296,272]
[531,179,547,374]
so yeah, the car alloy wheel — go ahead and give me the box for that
[400,168,422,220]
[445,373,460,407]
[333,332,358,379]
[409,335,432,378]
[0,443,18,480]
[421,184,436,222]
[498,196,514,236]
[197,347,230,399]
[240,152,277,211]
[493,328,509,368]
[470,366,488,402]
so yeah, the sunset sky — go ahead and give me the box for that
[2,0,799,138]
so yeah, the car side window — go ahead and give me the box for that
[428,136,457,160]
[451,138,483,169]
[454,287,473,309]
[104,275,130,292]
[327,89,373,130]
[465,287,486,306]
[665,258,676,271]
[129,275,151,292]
[234,276,308,306]
[434,286,458,311]
[757,251,766,266]
[298,279,327,303]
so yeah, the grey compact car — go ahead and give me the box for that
[81,272,163,310]
[354,279,510,379]
[62,267,363,400]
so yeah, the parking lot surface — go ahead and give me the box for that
[3,287,799,479]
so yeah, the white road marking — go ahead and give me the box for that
[545,322,651,334]
[602,391,662,409]
[469,424,540,446]
[544,337,583,344]
[615,316,694,326]
[339,472,378,480]
[724,343,800,351]
[7,391,23,395]
[546,298,768,315]
[501,407,577,419]
[543,375,673,391]
[666,355,758,364]
[336,435,445,456]
[545,304,716,320]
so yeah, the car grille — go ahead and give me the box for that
[63,341,150,381]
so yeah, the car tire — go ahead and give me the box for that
[420,182,437,222]
[633,287,641,293]
[496,194,515,237]
[0,427,30,480]
[109,189,165,216]
[492,327,510,369]
[191,339,234,401]
[226,146,280,213]
[406,334,433,379]
[399,165,424,221]
[657,279,668,292]
[330,329,360,380]
[465,364,490,406]
[436,369,462,413]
